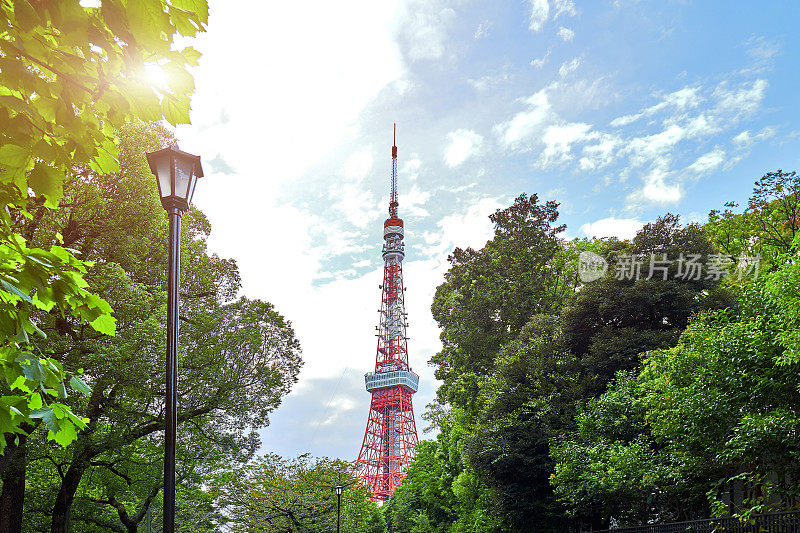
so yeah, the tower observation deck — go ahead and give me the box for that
[356,125,419,501]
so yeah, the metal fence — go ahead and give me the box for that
[594,510,800,533]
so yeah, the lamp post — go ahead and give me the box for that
[146,145,203,533]
[335,484,343,533]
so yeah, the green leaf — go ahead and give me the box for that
[70,375,92,396]
[168,5,199,36]
[1,279,33,304]
[171,0,209,23]
[0,95,31,115]
[89,313,116,335]
[162,93,191,125]
[28,392,42,409]
[88,143,120,174]
[30,407,60,434]
[164,60,195,93]
[17,357,44,383]
[28,163,64,207]
[0,145,30,168]
[181,46,202,66]
[128,0,170,49]
[49,417,77,446]
[13,0,40,32]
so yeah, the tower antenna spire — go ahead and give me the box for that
[389,123,398,218]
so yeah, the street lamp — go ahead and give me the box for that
[335,485,344,533]
[146,145,203,533]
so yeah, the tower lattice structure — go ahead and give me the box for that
[356,125,419,502]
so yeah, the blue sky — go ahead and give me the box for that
[175,0,800,461]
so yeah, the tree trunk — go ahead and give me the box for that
[0,432,27,533]
[50,460,88,533]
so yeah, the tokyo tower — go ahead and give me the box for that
[356,125,419,501]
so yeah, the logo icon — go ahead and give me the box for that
[579,251,608,283]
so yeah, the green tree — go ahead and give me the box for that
[1,0,208,527]
[222,454,384,532]
[430,194,571,410]
[421,194,580,531]
[552,260,800,525]
[464,315,584,530]
[13,121,302,533]
[562,214,729,391]
[385,433,507,533]
[705,170,800,267]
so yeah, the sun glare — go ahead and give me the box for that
[144,62,168,91]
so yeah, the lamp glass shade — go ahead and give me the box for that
[335,485,343,495]
[174,157,194,201]
[155,157,172,199]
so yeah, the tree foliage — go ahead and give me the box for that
[11,122,302,533]
[221,454,384,532]
[549,170,800,527]
[562,214,729,391]
[393,179,797,531]
[552,261,800,525]
[0,0,208,457]
[431,193,571,411]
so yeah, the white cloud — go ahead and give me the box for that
[626,124,687,167]
[403,4,456,61]
[495,70,767,211]
[610,86,701,127]
[547,77,617,112]
[733,126,777,147]
[579,133,621,171]
[474,21,491,39]
[329,182,382,228]
[581,217,643,239]
[664,86,702,108]
[687,148,725,175]
[444,129,484,167]
[419,196,506,259]
[558,26,575,42]
[448,182,478,193]
[747,36,780,61]
[559,56,581,77]
[400,184,432,218]
[494,85,604,166]
[341,150,373,182]
[539,122,593,166]
[713,79,768,118]
[642,180,682,204]
[632,167,683,205]
[610,113,642,128]
[682,113,720,137]
[553,0,578,18]
[530,49,551,69]
[529,0,577,32]
[401,155,422,182]
[494,89,553,150]
[741,36,780,74]
[529,0,550,32]
[468,71,512,91]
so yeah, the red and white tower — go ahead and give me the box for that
[356,125,419,501]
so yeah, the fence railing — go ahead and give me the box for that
[594,510,800,533]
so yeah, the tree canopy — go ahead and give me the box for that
[389,170,799,531]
